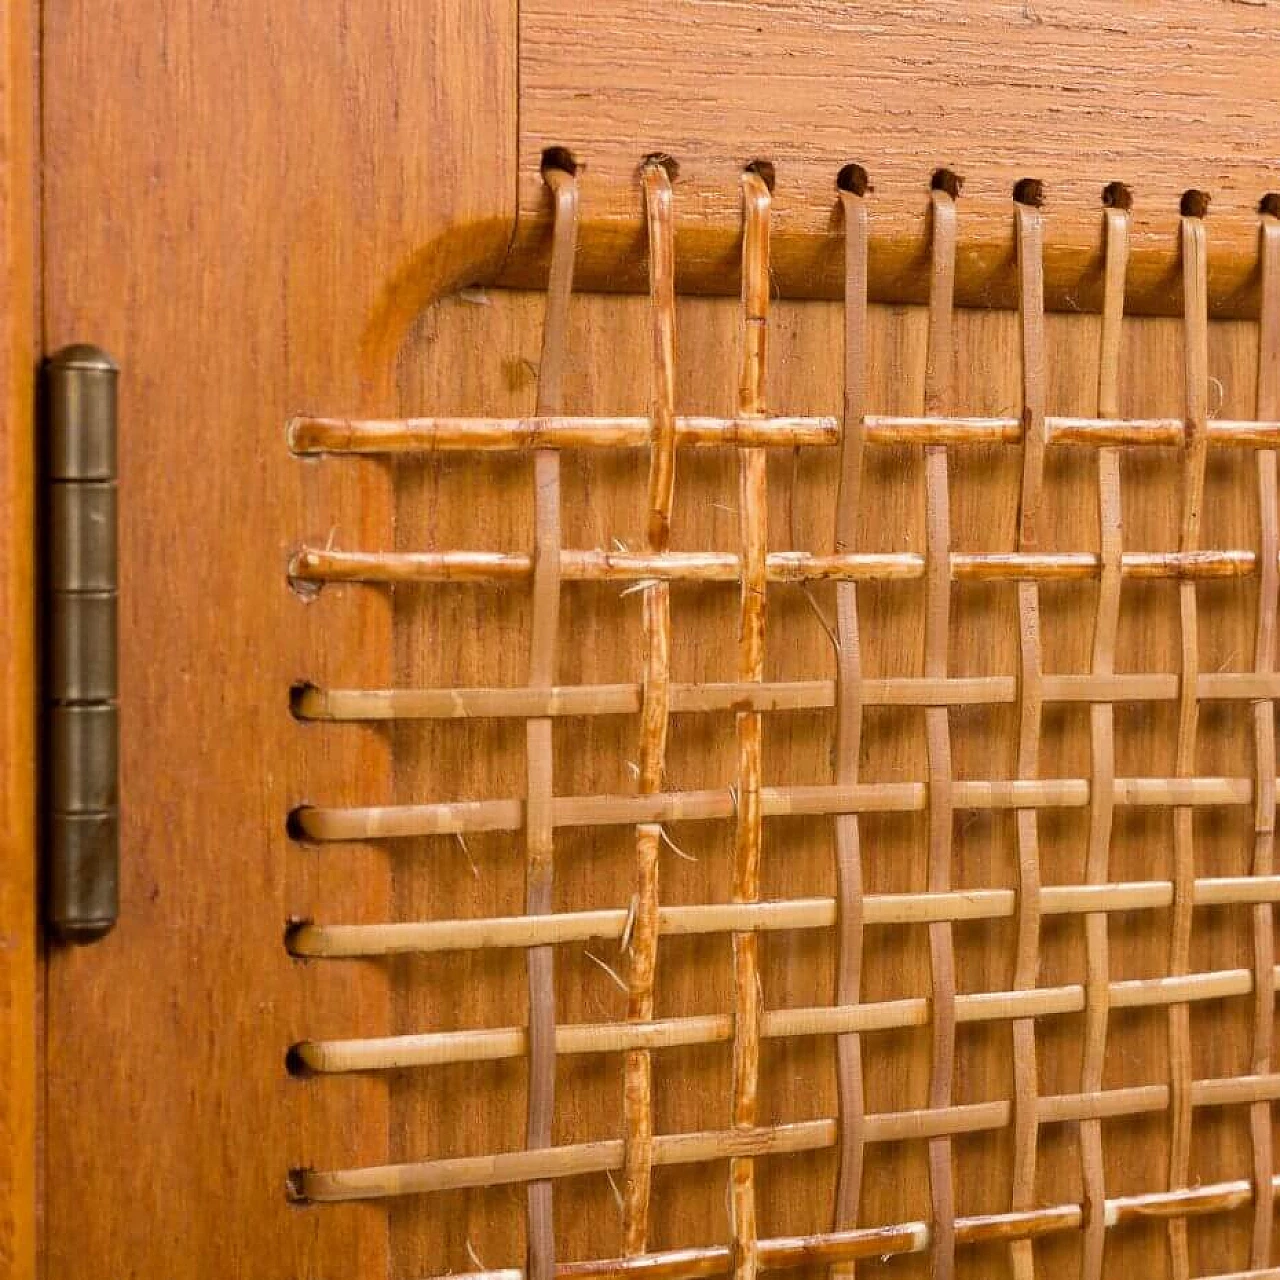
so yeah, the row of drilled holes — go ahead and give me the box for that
[541,145,1280,217]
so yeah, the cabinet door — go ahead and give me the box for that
[35,4,1280,1279]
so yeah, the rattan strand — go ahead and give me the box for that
[522,162,579,1280]
[1167,210,1210,1280]
[404,1177,1280,1280]
[293,960,1280,1073]
[286,413,1280,454]
[293,671,1280,722]
[297,1075,1280,1204]
[921,182,959,1280]
[729,164,771,1280]
[287,879,1280,958]
[289,545,1266,586]
[828,177,868,1272]
[1247,213,1280,1271]
[1008,195,1046,1280]
[1080,200,1129,1280]
[292,774,1280,843]
[620,156,676,1256]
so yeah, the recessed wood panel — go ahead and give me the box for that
[279,269,1278,1276]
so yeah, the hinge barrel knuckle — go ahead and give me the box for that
[44,344,119,945]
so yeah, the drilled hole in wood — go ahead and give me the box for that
[289,682,316,720]
[1181,189,1211,218]
[1103,181,1133,211]
[540,146,579,176]
[1260,193,1280,218]
[285,1044,312,1078]
[642,152,679,182]
[285,1169,311,1204]
[1013,178,1045,208]
[930,167,963,199]
[836,163,870,196]
[285,806,313,841]
[744,160,776,191]
[283,917,312,955]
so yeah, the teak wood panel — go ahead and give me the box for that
[38,1,515,1277]
[0,0,35,1276]
[25,3,1280,1280]
[506,0,1280,314]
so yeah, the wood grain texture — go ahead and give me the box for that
[0,0,34,1275]
[502,0,1280,316]
[39,2,516,1278]
[34,5,1280,1278]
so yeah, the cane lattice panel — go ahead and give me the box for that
[285,164,1280,1280]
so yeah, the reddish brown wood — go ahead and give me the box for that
[32,5,1280,1276]
[38,3,516,1279]
[0,0,35,1275]
[505,1,1280,317]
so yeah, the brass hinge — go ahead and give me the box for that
[44,345,118,944]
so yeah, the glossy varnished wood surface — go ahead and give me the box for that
[38,2,515,1277]
[29,3,1280,1278]
[0,0,34,1275]
[503,0,1280,315]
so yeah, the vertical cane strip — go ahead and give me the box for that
[622,158,677,1255]
[526,163,579,1280]
[1080,201,1129,1280]
[1248,209,1280,1270]
[924,182,959,1280]
[830,176,869,1276]
[1010,191,1047,1280]
[730,166,771,1280]
[1168,206,1210,1280]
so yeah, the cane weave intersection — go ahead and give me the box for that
[287,165,1280,1280]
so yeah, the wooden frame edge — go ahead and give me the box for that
[0,0,37,1273]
